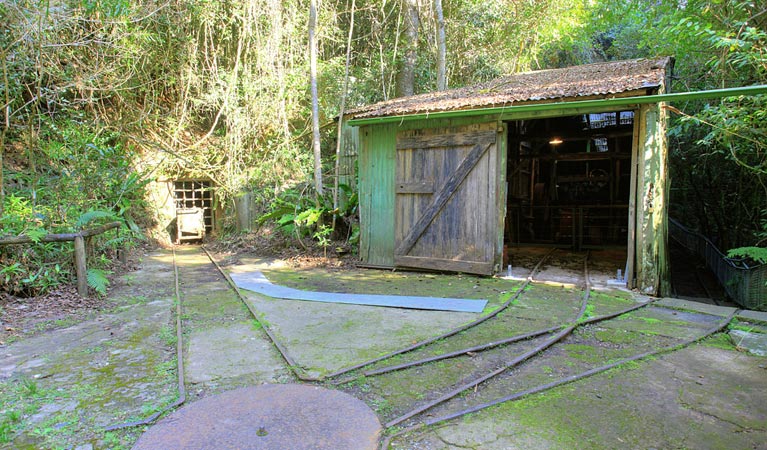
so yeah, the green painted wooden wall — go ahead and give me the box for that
[358,116,501,267]
[359,123,397,266]
[339,123,359,189]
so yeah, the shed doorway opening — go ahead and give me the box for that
[505,112,634,251]
[174,180,214,243]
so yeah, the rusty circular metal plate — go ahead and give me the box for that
[133,384,380,450]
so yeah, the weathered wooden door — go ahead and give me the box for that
[394,123,500,275]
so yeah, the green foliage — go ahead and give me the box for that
[0,195,47,237]
[1,0,764,265]
[313,225,332,257]
[727,247,767,265]
[561,0,767,249]
[0,6,149,296]
[0,183,138,296]
[76,210,120,229]
[86,268,111,296]
[0,195,71,296]
[258,181,359,251]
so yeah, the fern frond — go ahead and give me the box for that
[86,268,110,295]
[76,210,119,229]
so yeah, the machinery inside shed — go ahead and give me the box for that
[505,111,634,250]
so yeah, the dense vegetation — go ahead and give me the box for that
[1,0,765,296]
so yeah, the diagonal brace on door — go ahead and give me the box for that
[395,141,494,256]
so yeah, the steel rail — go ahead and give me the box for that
[104,245,187,431]
[327,248,558,382]
[201,246,307,380]
[379,308,739,449]
[383,251,593,428]
[364,293,660,378]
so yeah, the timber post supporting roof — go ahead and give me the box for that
[347,57,674,120]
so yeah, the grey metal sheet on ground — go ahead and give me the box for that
[230,271,488,313]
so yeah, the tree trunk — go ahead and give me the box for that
[333,0,356,226]
[0,52,6,216]
[396,0,419,97]
[0,131,4,217]
[269,0,291,141]
[309,0,324,198]
[433,0,446,91]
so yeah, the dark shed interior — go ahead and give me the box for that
[505,111,634,250]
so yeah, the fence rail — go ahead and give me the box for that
[669,218,766,311]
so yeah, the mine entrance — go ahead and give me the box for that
[505,112,634,250]
[173,180,214,242]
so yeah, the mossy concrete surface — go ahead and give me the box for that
[244,294,481,378]
[0,252,179,449]
[2,246,766,449]
[657,297,738,317]
[395,344,767,449]
[186,324,286,384]
[173,247,292,393]
[230,258,522,378]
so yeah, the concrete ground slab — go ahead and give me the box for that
[0,292,177,448]
[657,297,737,317]
[738,309,767,324]
[186,323,286,384]
[133,384,381,450]
[396,345,767,449]
[243,294,476,377]
[729,329,767,356]
[597,305,720,340]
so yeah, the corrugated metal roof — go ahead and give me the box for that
[348,57,673,119]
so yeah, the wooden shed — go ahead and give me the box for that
[345,57,674,296]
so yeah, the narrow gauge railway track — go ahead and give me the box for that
[105,246,187,431]
[365,309,736,444]
[105,244,740,449]
[205,245,670,394]
[348,250,603,381]
[321,248,562,380]
[328,249,657,384]
[322,250,596,429]
[376,250,595,428]
[106,245,569,430]
[207,247,571,382]
[380,308,737,449]
[301,249,738,448]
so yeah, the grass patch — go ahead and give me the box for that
[595,328,635,345]
[703,333,738,351]
[563,344,605,364]
[158,325,177,347]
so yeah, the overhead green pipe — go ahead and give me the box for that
[346,84,767,126]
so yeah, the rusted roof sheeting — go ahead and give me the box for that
[348,57,672,119]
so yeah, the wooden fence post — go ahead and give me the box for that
[74,235,88,297]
